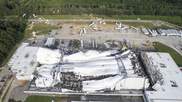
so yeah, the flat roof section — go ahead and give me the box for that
[142,52,182,102]
[8,43,39,80]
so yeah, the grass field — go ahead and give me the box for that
[37,15,182,27]
[38,15,95,19]
[121,22,171,29]
[42,0,121,6]
[115,15,182,27]
[25,96,66,102]
[25,96,52,102]
[153,42,182,67]
[24,23,59,37]
[5,14,182,27]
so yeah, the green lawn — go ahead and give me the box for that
[38,15,95,19]
[25,96,52,102]
[31,23,58,34]
[6,15,181,27]
[121,22,171,29]
[153,42,182,67]
[24,23,58,37]
[37,15,182,27]
[25,95,67,102]
[110,15,182,27]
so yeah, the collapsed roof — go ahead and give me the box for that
[9,43,38,80]
[36,47,61,65]
[9,40,148,93]
[34,50,148,93]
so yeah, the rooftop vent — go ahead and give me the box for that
[160,63,166,68]
[170,80,178,87]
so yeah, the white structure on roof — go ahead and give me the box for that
[8,43,39,80]
[115,22,122,30]
[115,22,129,31]
[142,28,182,37]
[141,28,149,35]
[44,37,56,47]
[158,29,182,37]
[36,47,62,64]
[141,52,182,102]
[148,29,158,37]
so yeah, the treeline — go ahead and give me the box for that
[21,0,181,25]
[0,0,27,65]
[5,0,180,16]
[1,0,182,16]
[0,18,27,65]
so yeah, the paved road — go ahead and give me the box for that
[3,79,28,102]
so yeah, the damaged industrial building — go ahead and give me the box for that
[8,38,182,102]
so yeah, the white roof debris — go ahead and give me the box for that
[83,75,147,92]
[115,77,148,90]
[141,28,149,35]
[83,75,122,92]
[33,50,148,91]
[8,43,39,80]
[36,47,62,64]
[10,41,149,93]
[35,65,56,87]
[62,57,119,76]
[63,50,117,63]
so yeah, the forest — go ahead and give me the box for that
[1,0,181,16]
[0,0,27,65]
[0,18,27,65]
